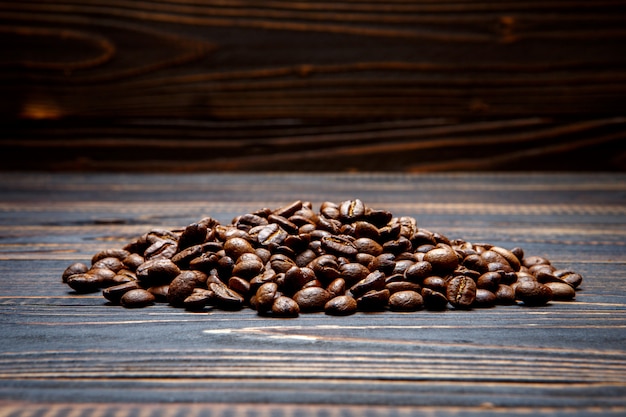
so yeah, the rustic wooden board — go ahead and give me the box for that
[1,172,625,416]
[2,1,626,171]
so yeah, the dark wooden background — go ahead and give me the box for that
[2,1,626,172]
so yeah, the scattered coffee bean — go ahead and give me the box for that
[62,199,584,317]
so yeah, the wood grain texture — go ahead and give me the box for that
[0,172,625,416]
[1,1,626,171]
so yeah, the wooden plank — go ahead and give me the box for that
[1,1,625,171]
[0,172,625,415]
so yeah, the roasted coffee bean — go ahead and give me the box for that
[236,213,268,228]
[320,201,341,219]
[555,271,583,289]
[353,238,383,256]
[421,287,449,310]
[422,276,447,294]
[223,237,255,260]
[389,290,423,312]
[321,235,358,258]
[183,289,213,311]
[350,270,386,298]
[255,282,279,312]
[92,249,131,264]
[368,253,396,275]
[404,261,432,283]
[136,258,181,286]
[446,276,476,309]
[293,287,332,312]
[188,252,220,273]
[120,289,155,308]
[515,281,553,306]
[424,245,459,274]
[327,278,346,298]
[494,284,516,305]
[523,255,551,268]
[477,272,501,292]
[103,281,141,304]
[177,223,208,251]
[544,281,576,300]
[272,296,300,317]
[356,289,390,312]
[255,223,289,246]
[273,200,303,218]
[171,244,205,268]
[308,254,340,282]
[147,284,170,302]
[339,199,365,222]
[282,266,309,294]
[353,221,380,240]
[462,254,488,274]
[490,246,521,271]
[383,237,412,255]
[144,239,177,260]
[270,253,297,274]
[364,208,393,228]
[62,262,89,283]
[324,295,357,316]
[386,281,421,294]
[473,289,496,308]
[123,253,145,270]
[167,271,201,306]
[209,282,244,310]
[232,254,264,279]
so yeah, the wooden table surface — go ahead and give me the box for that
[1,172,625,416]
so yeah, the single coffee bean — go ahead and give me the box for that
[489,246,521,271]
[324,295,357,316]
[494,284,516,305]
[147,284,170,302]
[103,281,141,304]
[477,271,501,292]
[356,289,390,312]
[271,296,300,318]
[273,200,303,218]
[91,249,131,264]
[255,282,279,312]
[388,290,423,312]
[383,237,412,255]
[136,258,181,286]
[228,276,251,297]
[120,289,155,308]
[368,253,396,275]
[326,277,346,298]
[339,199,365,222]
[209,282,244,310]
[232,255,264,280]
[183,289,213,311]
[339,262,371,286]
[424,245,459,274]
[223,237,255,260]
[144,239,177,260]
[558,272,583,289]
[321,235,358,258]
[62,262,89,283]
[167,271,200,306]
[544,281,576,301]
[364,208,393,227]
[350,270,386,298]
[473,289,496,308]
[122,253,145,270]
[462,254,488,273]
[422,276,448,294]
[92,257,125,273]
[255,223,289,246]
[353,221,380,240]
[177,222,208,251]
[522,255,551,268]
[446,276,476,309]
[515,281,553,306]
[421,287,449,310]
[353,237,383,256]
[293,287,332,312]
[386,281,421,294]
[270,253,297,274]
[404,261,433,283]
[307,255,340,283]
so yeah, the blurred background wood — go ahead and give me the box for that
[2,1,625,171]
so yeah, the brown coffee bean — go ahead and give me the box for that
[557,271,583,289]
[254,223,289,246]
[350,270,386,298]
[404,261,432,283]
[103,281,141,304]
[177,223,208,251]
[321,235,358,258]
[273,200,303,218]
[515,281,553,306]
[293,287,332,312]
[232,254,264,279]
[122,253,145,270]
[209,282,244,310]
[368,253,396,275]
[386,281,421,294]
[477,272,501,292]
[62,262,89,283]
[353,237,383,256]
[473,289,496,308]
[339,262,370,286]
[255,282,279,312]
[144,239,177,260]
[544,281,576,301]
[490,246,521,271]
[147,284,170,302]
[183,289,213,311]
[324,295,357,316]
[446,276,476,309]
[421,287,449,310]
[495,284,516,305]
[223,237,255,260]
[424,245,459,274]
[308,254,340,282]
[91,249,131,264]
[356,289,390,312]
[327,278,346,298]
[522,255,551,268]
[120,289,155,308]
[136,258,181,286]
[228,276,251,297]
[167,271,200,306]
[92,257,125,273]
[389,290,423,312]
[339,199,365,222]
[272,296,300,317]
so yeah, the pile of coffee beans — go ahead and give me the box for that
[62,199,583,317]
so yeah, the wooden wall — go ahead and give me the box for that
[2,1,626,171]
